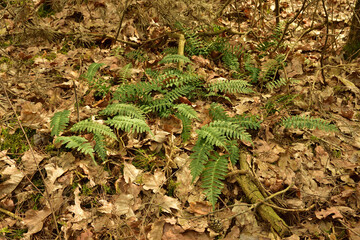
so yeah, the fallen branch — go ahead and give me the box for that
[236,150,291,237]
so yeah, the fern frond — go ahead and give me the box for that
[190,139,214,181]
[209,120,252,143]
[159,54,192,64]
[209,103,230,121]
[164,85,195,102]
[85,63,105,83]
[148,99,172,113]
[71,119,117,139]
[118,63,132,82]
[281,115,338,132]
[174,104,198,120]
[106,116,151,134]
[196,127,227,148]
[163,69,200,88]
[208,79,253,94]
[51,110,70,136]
[235,115,261,130]
[227,141,240,165]
[93,133,107,161]
[55,136,94,160]
[113,81,161,103]
[176,112,192,142]
[244,56,260,83]
[99,103,148,120]
[201,153,228,208]
[266,78,288,90]
[222,52,239,71]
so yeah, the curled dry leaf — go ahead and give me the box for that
[0,151,24,199]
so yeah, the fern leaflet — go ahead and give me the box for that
[159,54,192,64]
[201,154,228,208]
[71,119,117,140]
[100,103,148,120]
[281,115,337,132]
[190,139,214,181]
[106,116,151,134]
[85,63,105,83]
[51,110,70,136]
[208,79,253,94]
[174,104,198,120]
[93,133,107,161]
[55,136,94,160]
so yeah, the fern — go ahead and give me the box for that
[159,54,192,64]
[266,78,288,90]
[93,133,107,161]
[208,79,253,94]
[174,104,198,120]
[71,119,117,140]
[201,153,228,208]
[177,23,210,56]
[51,110,70,136]
[196,127,228,148]
[190,139,214,181]
[176,112,192,141]
[164,85,195,102]
[99,103,148,120]
[106,116,151,134]
[209,103,230,121]
[118,63,132,82]
[234,115,261,130]
[55,136,95,160]
[85,63,105,83]
[113,81,161,103]
[244,57,261,83]
[227,141,240,165]
[281,115,338,132]
[208,121,252,143]
[222,52,239,71]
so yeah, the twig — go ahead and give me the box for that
[115,0,130,43]
[0,207,23,221]
[320,0,329,83]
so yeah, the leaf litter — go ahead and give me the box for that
[0,0,360,239]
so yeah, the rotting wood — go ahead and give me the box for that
[236,151,291,237]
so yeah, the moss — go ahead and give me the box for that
[0,127,35,159]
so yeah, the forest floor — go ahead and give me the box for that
[1,0,360,239]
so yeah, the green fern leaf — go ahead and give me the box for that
[118,63,132,82]
[190,139,214,181]
[85,63,105,83]
[174,104,198,120]
[164,85,195,102]
[50,110,70,136]
[71,119,117,140]
[281,115,338,132]
[201,154,228,208]
[55,136,94,160]
[209,120,252,143]
[227,141,240,165]
[209,103,230,121]
[106,116,151,134]
[176,112,192,142]
[93,133,107,161]
[99,103,148,120]
[159,54,192,64]
[235,115,261,130]
[196,127,227,148]
[208,79,253,94]
[266,78,288,90]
